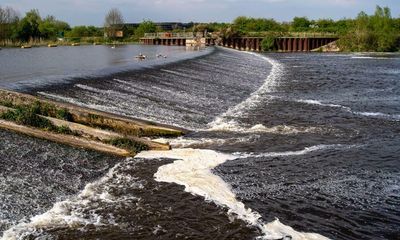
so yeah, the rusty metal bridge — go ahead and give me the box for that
[140,32,339,52]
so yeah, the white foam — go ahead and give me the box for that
[351,56,374,59]
[154,137,225,148]
[39,91,121,114]
[351,56,389,59]
[234,144,355,159]
[209,120,320,135]
[208,52,284,131]
[296,99,351,111]
[1,160,141,240]
[354,111,400,120]
[136,147,332,240]
[297,99,400,121]
[75,84,117,95]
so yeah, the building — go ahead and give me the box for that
[123,22,194,31]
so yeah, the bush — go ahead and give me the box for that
[105,137,149,153]
[0,100,14,108]
[261,36,277,51]
[56,108,73,121]
[0,106,55,130]
[0,104,78,135]
[56,125,73,134]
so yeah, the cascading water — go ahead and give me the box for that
[0,46,399,240]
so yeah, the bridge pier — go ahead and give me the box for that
[140,33,337,52]
[241,38,245,51]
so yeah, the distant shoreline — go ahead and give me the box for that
[1,41,141,49]
[2,43,399,53]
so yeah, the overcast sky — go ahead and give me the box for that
[1,0,399,26]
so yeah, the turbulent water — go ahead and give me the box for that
[0,46,399,240]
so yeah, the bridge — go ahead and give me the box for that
[141,32,197,46]
[221,36,338,52]
[140,32,339,52]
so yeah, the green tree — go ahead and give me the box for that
[291,17,311,32]
[134,20,157,38]
[39,16,58,39]
[261,34,277,51]
[232,16,283,33]
[371,6,397,51]
[39,16,70,40]
[65,25,101,38]
[338,6,399,52]
[16,9,41,42]
[86,26,102,37]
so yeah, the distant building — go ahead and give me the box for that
[115,30,124,38]
[122,22,194,31]
[106,22,195,38]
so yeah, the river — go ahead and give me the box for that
[0,45,399,239]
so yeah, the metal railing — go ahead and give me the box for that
[143,32,195,39]
[244,31,338,38]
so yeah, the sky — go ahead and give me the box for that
[0,0,399,26]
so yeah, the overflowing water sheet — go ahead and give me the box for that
[1,47,399,239]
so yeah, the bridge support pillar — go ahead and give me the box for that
[299,38,304,52]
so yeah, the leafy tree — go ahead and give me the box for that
[338,6,399,52]
[314,19,337,32]
[334,19,353,35]
[203,22,229,32]
[16,9,41,42]
[87,26,102,36]
[371,6,397,51]
[65,25,102,38]
[38,15,70,40]
[39,16,55,39]
[232,16,283,33]
[220,26,242,39]
[291,17,311,31]
[261,34,277,51]
[134,20,157,38]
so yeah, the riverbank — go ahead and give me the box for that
[1,42,141,49]
[0,89,183,156]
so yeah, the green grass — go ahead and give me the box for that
[0,106,55,130]
[0,100,74,122]
[88,113,102,120]
[0,100,14,108]
[0,104,79,136]
[56,108,73,121]
[0,99,183,139]
[104,137,149,154]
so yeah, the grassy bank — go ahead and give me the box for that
[0,90,184,138]
[0,90,179,156]
[1,40,140,48]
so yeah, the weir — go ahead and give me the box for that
[140,32,338,52]
[218,37,338,52]
[0,89,185,156]
[140,32,213,47]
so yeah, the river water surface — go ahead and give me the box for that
[0,45,399,240]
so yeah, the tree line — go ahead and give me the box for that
[1,5,399,51]
[0,7,160,45]
[211,6,400,52]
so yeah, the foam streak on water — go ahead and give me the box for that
[136,147,334,240]
[1,160,141,240]
[297,99,400,121]
[208,51,285,130]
